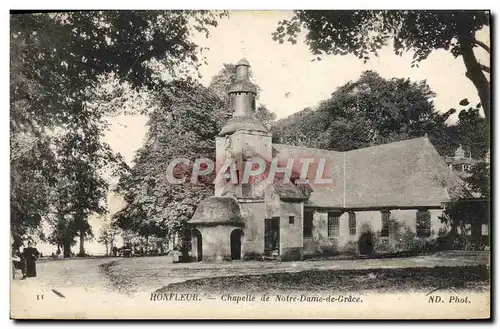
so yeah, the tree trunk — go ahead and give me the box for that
[181,229,190,262]
[78,230,85,257]
[460,37,490,122]
[63,241,71,258]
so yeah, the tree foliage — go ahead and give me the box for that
[10,11,225,252]
[114,79,226,241]
[97,222,119,256]
[464,162,490,199]
[272,71,454,153]
[439,198,489,250]
[273,10,491,121]
[455,104,490,159]
[53,126,114,256]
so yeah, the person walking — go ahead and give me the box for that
[22,242,40,278]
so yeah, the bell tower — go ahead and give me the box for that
[215,59,272,199]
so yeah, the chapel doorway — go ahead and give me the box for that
[192,229,203,261]
[264,217,280,255]
[230,229,243,260]
[358,223,374,256]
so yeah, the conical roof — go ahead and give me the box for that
[189,196,244,226]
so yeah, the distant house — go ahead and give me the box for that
[444,145,477,177]
[188,59,475,262]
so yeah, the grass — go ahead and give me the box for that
[98,260,133,295]
[157,265,490,294]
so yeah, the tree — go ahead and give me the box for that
[439,198,489,250]
[455,102,490,159]
[114,79,225,253]
[10,11,225,250]
[272,71,454,153]
[47,213,79,258]
[438,104,490,251]
[10,132,56,252]
[11,11,224,108]
[54,128,113,256]
[97,223,118,256]
[440,156,490,251]
[464,162,490,199]
[273,10,491,121]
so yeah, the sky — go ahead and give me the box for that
[36,10,490,256]
[107,11,490,164]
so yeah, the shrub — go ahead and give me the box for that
[318,239,339,256]
[303,239,339,257]
[341,241,358,254]
[373,232,391,253]
[397,228,417,252]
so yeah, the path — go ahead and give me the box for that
[10,251,489,319]
[108,250,490,294]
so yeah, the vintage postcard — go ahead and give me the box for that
[10,9,491,319]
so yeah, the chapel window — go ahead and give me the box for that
[348,212,356,236]
[416,210,431,238]
[381,210,390,237]
[242,183,253,198]
[481,224,488,236]
[327,212,340,237]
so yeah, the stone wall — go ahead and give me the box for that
[214,131,272,199]
[279,201,303,261]
[303,208,447,257]
[240,201,266,259]
[194,225,238,261]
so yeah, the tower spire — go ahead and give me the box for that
[228,58,257,118]
[218,59,268,136]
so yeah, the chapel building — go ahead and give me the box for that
[188,59,469,262]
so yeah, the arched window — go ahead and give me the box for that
[348,212,356,236]
[416,210,431,238]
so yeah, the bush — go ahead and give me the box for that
[373,233,391,253]
[397,228,417,252]
[303,239,339,256]
[341,241,358,254]
[318,239,338,256]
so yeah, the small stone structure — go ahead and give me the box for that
[190,197,244,261]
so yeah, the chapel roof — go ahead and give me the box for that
[272,136,471,209]
[272,182,308,201]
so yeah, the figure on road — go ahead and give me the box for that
[22,242,40,278]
